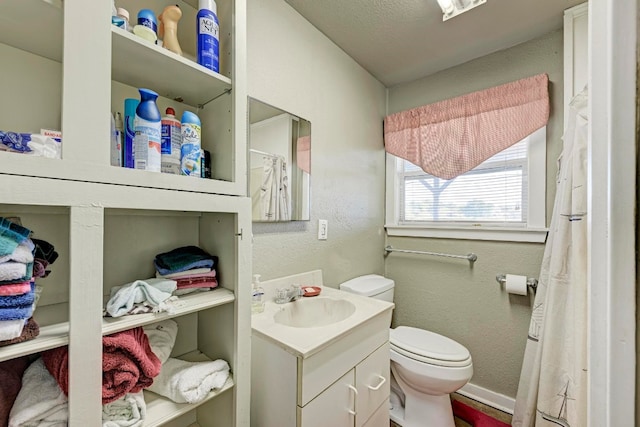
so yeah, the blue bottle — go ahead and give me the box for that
[134,88,162,172]
[197,0,220,73]
[180,111,202,177]
[123,99,139,168]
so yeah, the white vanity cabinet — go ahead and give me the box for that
[0,0,249,426]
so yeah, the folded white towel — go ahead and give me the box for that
[0,262,27,282]
[102,391,146,427]
[155,267,211,279]
[142,319,178,364]
[146,357,230,404]
[0,319,25,340]
[0,241,34,264]
[106,278,177,318]
[9,358,68,427]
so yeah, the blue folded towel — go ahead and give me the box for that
[0,219,31,257]
[154,246,217,276]
[0,304,33,321]
[0,282,35,308]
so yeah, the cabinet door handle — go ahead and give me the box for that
[347,384,358,416]
[367,374,387,391]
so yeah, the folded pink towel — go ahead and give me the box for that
[156,268,215,280]
[42,327,161,404]
[177,278,218,290]
[0,281,31,296]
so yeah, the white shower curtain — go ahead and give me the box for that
[512,88,588,427]
[260,155,290,221]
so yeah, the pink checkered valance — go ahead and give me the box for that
[384,74,549,180]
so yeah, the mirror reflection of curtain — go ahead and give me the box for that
[259,155,290,221]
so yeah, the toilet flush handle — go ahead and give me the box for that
[367,375,387,391]
[347,384,358,416]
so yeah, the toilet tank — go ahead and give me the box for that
[339,274,395,302]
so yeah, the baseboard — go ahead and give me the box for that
[457,383,515,415]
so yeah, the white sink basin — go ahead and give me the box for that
[273,297,356,328]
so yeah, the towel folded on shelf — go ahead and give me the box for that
[0,282,35,308]
[0,317,39,347]
[101,391,146,427]
[105,279,177,318]
[142,319,178,364]
[0,356,29,427]
[156,267,212,279]
[0,241,34,264]
[153,246,217,276]
[0,319,25,341]
[0,218,31,258]
[9,357,68,427]
[146,357,230,404]
[176,276,218,290]
[42,327,161,404]
[0,280,31,296]
[0,304,34,321]
[0,262,27,283]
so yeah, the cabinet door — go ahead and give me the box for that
[298,369,356,427]
[355,342,390,427]
[362,400,390,427]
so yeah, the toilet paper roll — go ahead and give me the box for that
[505,274,528,296]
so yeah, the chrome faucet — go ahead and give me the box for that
[274,284,303,304]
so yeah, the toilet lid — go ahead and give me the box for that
[390,326,471,367]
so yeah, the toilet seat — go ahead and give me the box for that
[390,326,472,368]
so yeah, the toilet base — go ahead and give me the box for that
[388,388,455,427]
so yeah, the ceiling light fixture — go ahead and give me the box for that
[436,0,487,21]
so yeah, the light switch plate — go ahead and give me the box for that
[318,219,328,240]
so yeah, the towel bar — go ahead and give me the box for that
[384,246,477,264]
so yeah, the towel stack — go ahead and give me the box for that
[0,219,36,347]
[154,246,219,295]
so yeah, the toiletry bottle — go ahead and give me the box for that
[161,107,182,175]
[110,113,121,167]
[133,9,158,43]
[197,0,220,72]
[123,98,139,168]
[115,112,124,166]
[159,5,183,55]
[251,274,265,314]
[180,111,202,177]
[134,88,162,172]
[116,8,130,32]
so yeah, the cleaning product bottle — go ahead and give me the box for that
[161,107,182,175]
[110,113,121,167]
[134,88,162,172]
[251,274,265,314]
[115,112,124,166]
[123,98,139,168]
[197,0,220,72]
[158,5,183,55]
[180,111,202,177]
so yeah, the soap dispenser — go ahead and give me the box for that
[251,274,264,314]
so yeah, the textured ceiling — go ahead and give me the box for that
[284,0,585,87]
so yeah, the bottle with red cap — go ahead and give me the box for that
[160,107,182,174]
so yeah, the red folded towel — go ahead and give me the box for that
[42,326,161,404]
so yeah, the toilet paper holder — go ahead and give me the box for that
[495,274,538,292]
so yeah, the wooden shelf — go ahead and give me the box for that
[111,27,232,107]
[102,288,235,336]
[0,322,69,363]
[0,0,63,62]
[143,350,235,427]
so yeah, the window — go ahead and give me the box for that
[385,127,547,242]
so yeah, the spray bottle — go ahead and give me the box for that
[123,98,138,168]
[197,0,220,72]
[251,274,264,314]
[180,111,202,177]
[161,107,182,174]
[134,88,162,172]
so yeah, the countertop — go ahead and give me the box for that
[251,286,394,358]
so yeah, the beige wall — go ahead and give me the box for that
[248,0,387,286]
[385,30,564,398]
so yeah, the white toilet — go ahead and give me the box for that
[339,274,473,427]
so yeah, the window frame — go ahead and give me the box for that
[384,126,548,243]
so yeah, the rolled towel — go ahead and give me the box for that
[146,357,230,404]
[0,319,25,341]
[102,391,146,427]
[0,356,29,427]
[0,317,39,347]
[0,241,34,264]
[42,327,161,404]
[153,246,217,276]
[106,279,177,318]
[142,319,178,364]
[9,357,68,427]
[0,218,31,258]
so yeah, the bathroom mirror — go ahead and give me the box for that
[248,98,311,222]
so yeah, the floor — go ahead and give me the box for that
[390,393,513,427]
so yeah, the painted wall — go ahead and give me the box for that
[385,30,564,399]
[248,0,387,286]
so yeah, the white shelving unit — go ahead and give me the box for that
[0,0,249,426]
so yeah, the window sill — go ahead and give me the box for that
[385,225,548,243]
